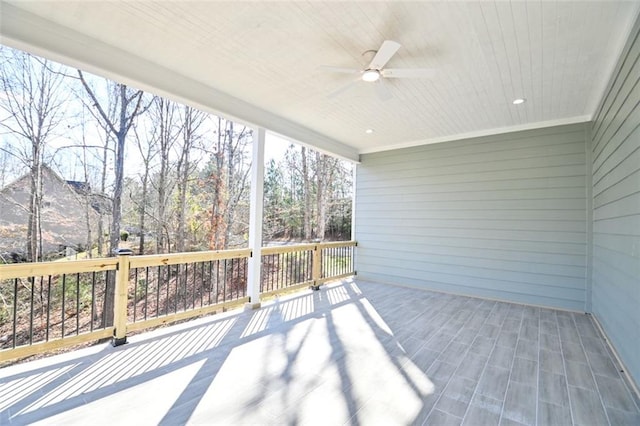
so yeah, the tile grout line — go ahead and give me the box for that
[399,293,444,357]
[556,313,576,426]
[419,297,477,425]
[406,296,457,362]
[420,298,496,425]
[459,302,508,425]
[572,313,612,426]
[535,310,540,426]
[497,306,524,425]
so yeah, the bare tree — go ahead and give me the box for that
[70,81,117,257]
[148,97,181,253]
[315,151,326,240]
[77,110,97,257]
[125,123,154,254]
[77,70,149,324]
[175,105,206,252]
[209,117,227,250]
[301,147,312,241]
[206,118,251,250]
[0,47,69,261]
[77,72,149,254]
[223,121,251,248]
[269,144,352,241]
[314,152,341,240]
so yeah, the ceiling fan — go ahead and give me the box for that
[320,40,435,100]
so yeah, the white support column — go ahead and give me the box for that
[351,164,357,241]
[246,127,265,309]
[351,164,358,274]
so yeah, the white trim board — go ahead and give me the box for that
[358,116,592,155]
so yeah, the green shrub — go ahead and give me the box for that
[136,278,147,301]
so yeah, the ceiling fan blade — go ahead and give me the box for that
[368,40,401,70]
[374,79,393,101]
[328,79,359,99]
[382,68,436,79]
[318,65,361,75]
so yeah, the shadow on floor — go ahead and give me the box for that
[1,279,435,425]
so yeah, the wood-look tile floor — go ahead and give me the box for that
[1,279,638,425]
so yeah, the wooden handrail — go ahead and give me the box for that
[0,242,356,276]
[261,243,316,255]
[261,240,356,255]
[0,241,356,363]
[0,258,118,280]
[318,240,357,249]
[128,248,251,268]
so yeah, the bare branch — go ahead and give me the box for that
[77,70,118,135]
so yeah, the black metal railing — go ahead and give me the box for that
[129,257,247,323]
[321,243,355,279]
[0,242,355,362]
[260,245,314,293]
[0,259,118,351]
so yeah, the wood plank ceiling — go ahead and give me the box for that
[1,1,638,159]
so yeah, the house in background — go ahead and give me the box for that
[0,165,107,259]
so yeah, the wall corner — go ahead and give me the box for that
[584,122,594,313]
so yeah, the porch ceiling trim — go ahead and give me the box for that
[358,115,593,154]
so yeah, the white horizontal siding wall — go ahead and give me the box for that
[591,17,640,387]
[356,123,588,311]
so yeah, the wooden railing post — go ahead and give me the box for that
[311,244,322,290]
[113,248,133,346]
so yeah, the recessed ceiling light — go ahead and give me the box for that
[512,98,526,105]
[362,69,381,82]
[365,129,374,134]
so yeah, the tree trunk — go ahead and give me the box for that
[37,171,43,261]
[108,86,127,256]
[223,122,234,249]
[26,144,41,261]
[301,147,312,241]
[176,178,187,252]
[156,101,167,253]
[176,106,193,252]
[81,142,93,258]
[97,138,109,257]
[103,85,129,326]
[138,171,148,254]
[315,152,326,241]
[210,117,226,250]
[77,71,148,328]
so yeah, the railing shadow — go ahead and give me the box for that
[338,280,438,423]
[1,285,348,424]
[1,278,436,425]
